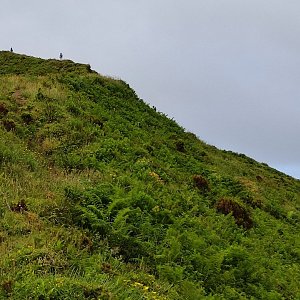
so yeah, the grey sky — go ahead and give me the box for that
[1,0,300,179]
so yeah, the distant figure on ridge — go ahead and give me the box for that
[10,47,13,53]
[59,53,63,60]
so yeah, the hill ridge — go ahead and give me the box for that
[0,51,96,76]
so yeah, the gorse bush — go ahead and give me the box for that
[0,51,299,299]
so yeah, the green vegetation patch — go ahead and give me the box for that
[0,52,299,299]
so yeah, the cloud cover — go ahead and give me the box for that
[1,0,299,178]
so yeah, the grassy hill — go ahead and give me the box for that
[0,51,299,299]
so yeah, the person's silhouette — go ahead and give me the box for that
[10,48,13,53]
[59,53,63,60]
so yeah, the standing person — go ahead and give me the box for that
[59,53,63,60]
[10,47,13,52]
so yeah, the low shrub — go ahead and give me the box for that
[0,103,8,116]
[193,175,210,192]
[256,175,263,182]
[216,198,253,229]
[21,112,34,124]
[175,140,185,152]
[11,199,28,213]
[1,280,13,296]
[2,119,16,131]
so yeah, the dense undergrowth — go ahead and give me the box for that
[0,51,299,299]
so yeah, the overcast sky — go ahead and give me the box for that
[1,0,300,179]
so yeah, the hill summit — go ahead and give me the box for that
[0,51,95,76]
[0,51,299,299]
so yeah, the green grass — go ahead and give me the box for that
[0,51,94,76]
[0,51,299,299]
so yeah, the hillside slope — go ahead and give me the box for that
[0,51,299,299]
